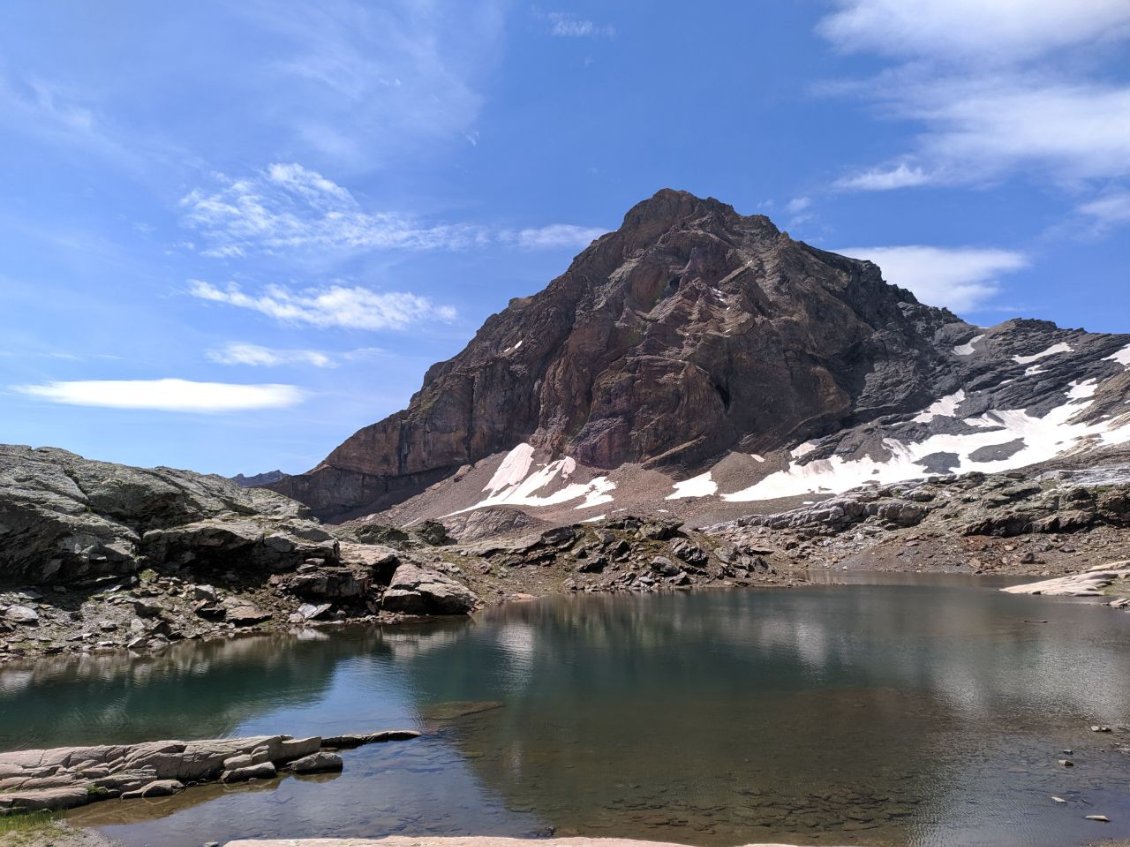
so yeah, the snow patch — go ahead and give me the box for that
[1067,379,1098,401]
[913,390,965,424]
[1105,343,1130,368]
[953,335,984,356]
[750,453,766,463]
[723,381,1129,503]
[1013,342,1073,365]
[666,472,718,500]
[459,445,614,514]
[791,441,818,459]
[483,444,535,494]
[504,340,524,354]
[575,477,616,509]
[580,514,606,523]
[1024,365,1047,376]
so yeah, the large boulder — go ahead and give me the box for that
[381,564,478,615]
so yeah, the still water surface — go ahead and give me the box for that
[3,574,1130,847]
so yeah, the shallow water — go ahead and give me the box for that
[4,574,1130,847]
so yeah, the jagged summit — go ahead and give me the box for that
[270,191,1130,523]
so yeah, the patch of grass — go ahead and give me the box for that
[0,810,60,834]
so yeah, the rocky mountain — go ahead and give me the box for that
[272,189,1130,527]
[230,470,287,488]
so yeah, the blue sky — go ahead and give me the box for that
[2,0,1129,475]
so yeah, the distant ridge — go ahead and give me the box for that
[231,470,287,488]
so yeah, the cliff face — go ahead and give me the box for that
[273,189,972,520]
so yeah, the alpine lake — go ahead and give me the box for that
[4,573,1130,847]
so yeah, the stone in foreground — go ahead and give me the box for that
[225,836,854,847]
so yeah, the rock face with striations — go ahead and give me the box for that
[0,445,338,584]
[274,189,981,520]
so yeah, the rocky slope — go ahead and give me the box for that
[270,189,1130,527]
[0,446,783,662]
[0,446,485,661]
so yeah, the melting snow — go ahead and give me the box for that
[953,335,984,356]
[458,444,614,514]
[483,444,535,494]
[791,441,818,459]
[724,382,1130,503]
[1013,342,1073,365]
[913,390,965,424]
[666,472,719,500]
[1067,379,1098,401]
[1105,343,1130,367]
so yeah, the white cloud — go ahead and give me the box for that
[244,2,506,166]
[834,245,1029,312]
[181,163,604,257]
[14,379,305,413]
[1078,191,1130,227]
[207,342,334,368]
[546,12,615,38]
[498,224,608,250]
[819,0,1130,62]
[834,162,936,191]
[785,197,812,214]
[189,280,456,331]
[180,163,485,256]
[818,2,1130,193]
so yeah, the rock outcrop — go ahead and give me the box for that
[0,445,336,584]
[272,189,1130,523]
[0,730,419,813]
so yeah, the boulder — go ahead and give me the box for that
[121,779,184,799]
[226,605,271,626]
[381,564,478,615]
[221,761,277,783]
[4,604,39,625]
[286,752,343,774]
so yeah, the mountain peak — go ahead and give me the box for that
[271,192,991,520]
[616,189,775,243]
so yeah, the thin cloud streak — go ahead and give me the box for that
[14,379,305,413]
[207,342,334,368]
[189,280,457,331]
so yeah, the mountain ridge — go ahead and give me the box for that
[270,189,1130,523]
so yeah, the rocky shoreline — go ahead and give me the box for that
[6,444,1130,664]
[0,729,419,814]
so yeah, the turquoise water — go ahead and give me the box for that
[4,574,1129,846]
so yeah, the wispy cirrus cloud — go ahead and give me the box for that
[207,342,334,368]
[545,12,616,39]
[835,245,1029,312]
[819,1,1130,195]
[179,163,486,257]
[1077,191,1130,230]
[180,162,608,257]
[14,379,305,413]
[834,162,936,191]
[498,224,607,250]
[241,2,507,167]
[819,0,1130,63]
[189,280,456,331]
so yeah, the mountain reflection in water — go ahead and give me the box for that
[4,576,1127,847]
